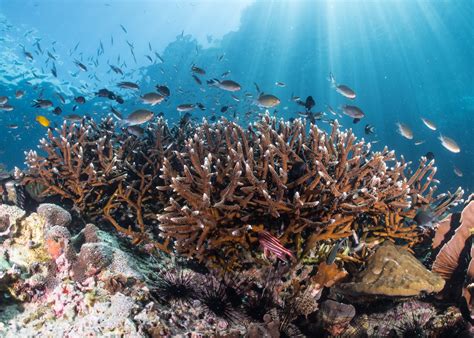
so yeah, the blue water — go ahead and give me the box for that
[0,0,472,195]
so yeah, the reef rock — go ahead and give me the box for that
[319,300,355,336]
[337,241,445,300]
[0,204,25,226]
[37,203,71,230]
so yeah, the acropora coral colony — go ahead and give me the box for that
[11,113,472,334]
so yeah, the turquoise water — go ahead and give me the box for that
[0,0,472,194]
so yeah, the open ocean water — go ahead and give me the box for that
[0,0,472,194]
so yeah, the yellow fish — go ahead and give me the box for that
[36,115,50,127]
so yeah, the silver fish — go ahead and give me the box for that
[439,134,460,153]
[125,109,154,126]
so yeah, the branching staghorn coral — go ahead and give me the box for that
[21,114,463,269]
[157,114,463,268]
[20,117,186,246]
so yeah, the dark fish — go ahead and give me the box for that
[220,106,228,113]
[127,125,144,137]
[353,118,361,124]
[74,60,87,72]
[156,85,170,97]
[109,64,123,75]
[425,152,435,161]
[120,24,127,33]
[192,74,202,85]
[414,210,435,228]
[155,52,164,63]
[51,63,57,77]
[364,124,375,135]
[72,105,78,111]
[53,106,62,115]
[96,88,115,99]
[115,95,124,104]
[47,51,56,60]
[74,96,86,104]
[196,103,206,111]
[191,65,206,75]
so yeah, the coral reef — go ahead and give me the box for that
[20,115,463,272]
[2,115,469,336]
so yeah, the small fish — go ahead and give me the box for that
[297,96,315,111]
[439,134,460,153]
[231,95,240,102]
[414,140,426,146]
[64,114,83,122]
[275,81,286,87]
[425,151,435,161]
[421,117,437,131]
[74,96,86,104]
[191,65,206,75]
[327,105,337,116]
[24,50,34,61]
[364,124,375,135]
[141,92,165,106]
[32,99,53,109]
[220,106,228,113]
[221,70,231,77]
[192,74,202,85]
[125,109,154,126]
[0,96,8,104]
[56,92,66,104]
[35,115,50,127]
[329,72,356,99]
[145,55,153,63]
[414,210,435,228]
[155,53,164,63]
[120,24,127,33]
[51,63,57,77]
[257,94,280,108]
[111,107,122,120]
[7,124,18,129]
[396,122,413,140]
[177,103,195,112]
[258,231,294,262]
[156,85,170,97]
[74,60,87,72]
[15,90,24,99]
[109,64,123,75]
[453,166,463,177]
[0,104,14,111]
[342,105,365,119]
[47,51,56,60]
[207,79,241,92]
[196,103,206,111]
[117,81,139,90]
[53,106,62,115]
[127,125,144,137]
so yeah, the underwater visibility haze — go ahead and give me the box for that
[0,0,473,336]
